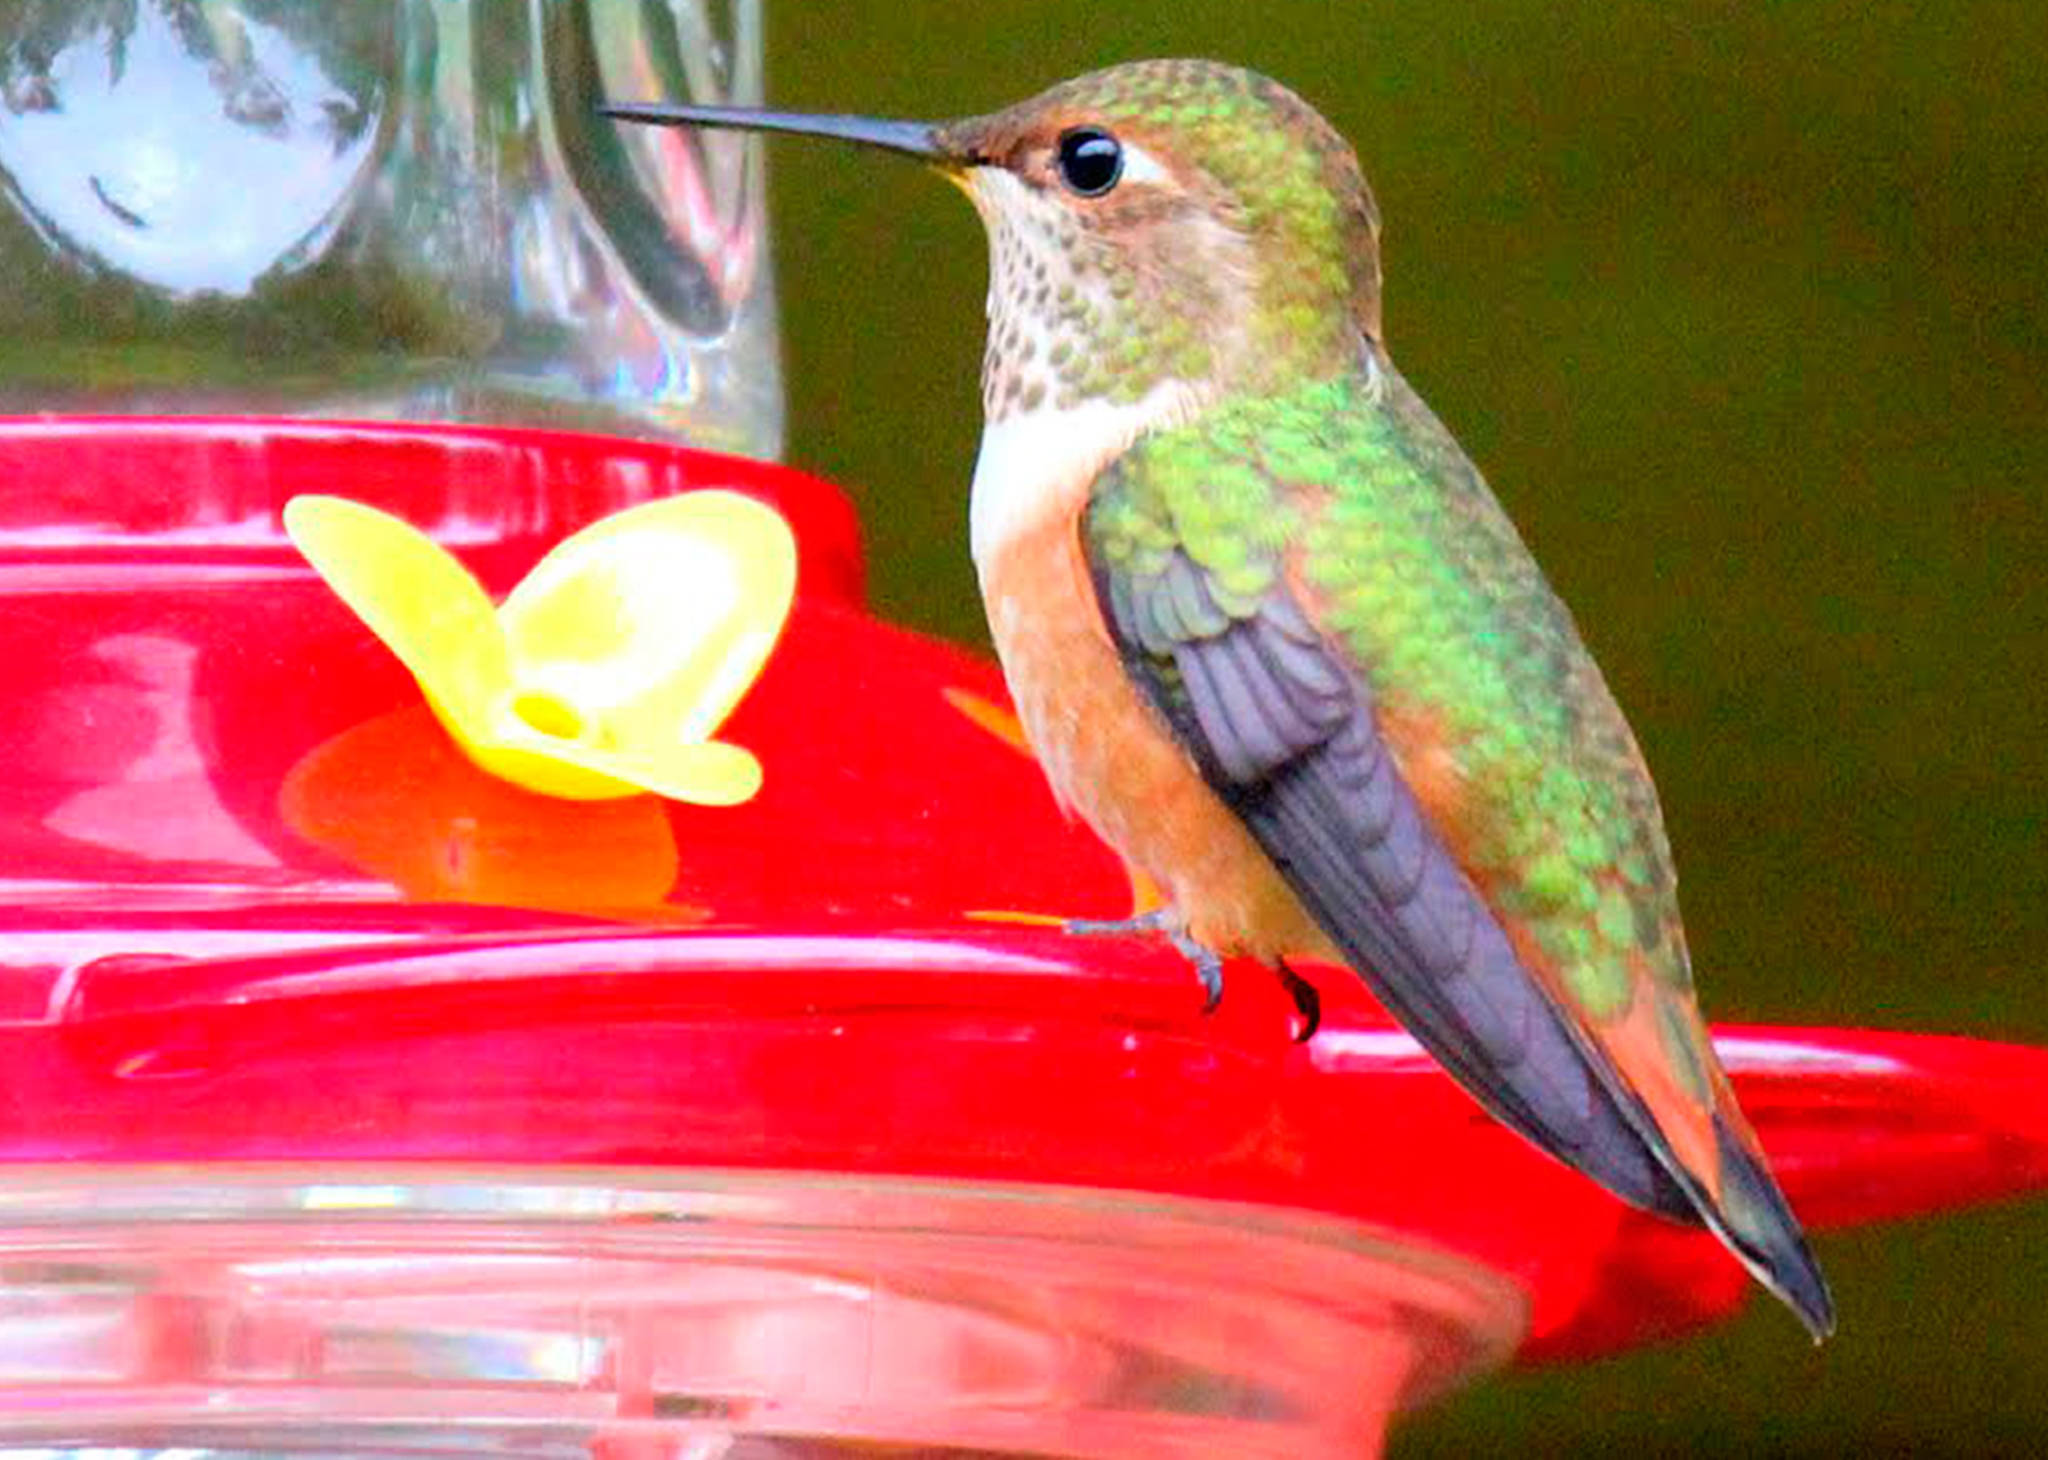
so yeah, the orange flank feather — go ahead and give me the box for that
[977,509,1330,963]
[944,685,1165,918]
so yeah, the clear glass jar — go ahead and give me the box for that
[0,0,779,456]
[0,1169,1522,1458]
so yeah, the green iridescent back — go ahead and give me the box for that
[1087,363,1705,1063]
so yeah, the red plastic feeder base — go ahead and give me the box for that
[1,418,2045,1456]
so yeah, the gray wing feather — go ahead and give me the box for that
[1094,543,1691,1216]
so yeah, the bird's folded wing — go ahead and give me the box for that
[1086,530,1694,1217]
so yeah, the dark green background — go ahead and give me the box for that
[760,2,2048,1452]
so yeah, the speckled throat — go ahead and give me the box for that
[962,166,1254,422]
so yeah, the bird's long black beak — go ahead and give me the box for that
[599,102,954,164]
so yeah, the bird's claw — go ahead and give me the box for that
[1275,958,1322,1043]
[1063,909,1224,1011]
[1063,915,1315,1038]
[1167,928,1226,1012]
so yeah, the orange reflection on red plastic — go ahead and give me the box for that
[282,704,695,922]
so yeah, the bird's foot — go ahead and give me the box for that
[1274,957,1322,1044]
[1063,909,1224,1011]
[1062,914,1317,1038]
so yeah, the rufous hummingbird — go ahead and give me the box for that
[603,59,1835,1338]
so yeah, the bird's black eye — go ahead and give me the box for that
[1056,127,1123,197]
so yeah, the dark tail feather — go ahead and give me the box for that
[1701,1117,1837,1340]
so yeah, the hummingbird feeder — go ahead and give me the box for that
[0,417,2043,1458]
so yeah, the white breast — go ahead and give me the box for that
[968,384,1206,573]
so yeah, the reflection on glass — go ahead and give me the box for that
[0,1172,1521,1456]
[0,1,778,455]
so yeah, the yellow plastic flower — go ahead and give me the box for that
[284,491,796,803]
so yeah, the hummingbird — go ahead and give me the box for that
[603,59,1834,1338]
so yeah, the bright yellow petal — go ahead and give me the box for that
[451,729,649,801]
[498,491,797,746]
[525,735,765,807]
[446,679,763,802]
[289,493,787,806]
[284,495,511,721]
